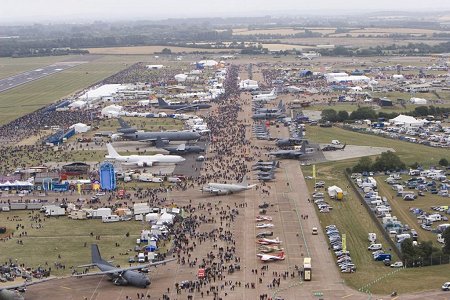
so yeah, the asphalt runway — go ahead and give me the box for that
[0,62,84,93]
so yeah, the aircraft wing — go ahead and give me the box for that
[137,138,157,143]
[174,105,197,112]
[74,258,176,277]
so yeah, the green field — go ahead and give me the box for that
[0,56,77,80]
[306,125,449,166]
[0,210,146,276]
[0,55,149,126]
[302,124,450,294]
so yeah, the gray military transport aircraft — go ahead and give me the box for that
[73,244,175,288]
[113,118,200,144]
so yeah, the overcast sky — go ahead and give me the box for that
[2,0,450,23]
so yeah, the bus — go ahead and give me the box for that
[303,257,312,281]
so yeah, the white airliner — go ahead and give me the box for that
[201,180,256,195]
[257,251,286,262]
[105,143,185,167]
[252,88,277,102]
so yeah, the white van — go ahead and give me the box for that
[368,243,382,251]
[102,215,120,223]
[368,233,377,242]
[396,233,411,243]
[138,253,146,263]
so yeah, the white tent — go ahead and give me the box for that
[239,79,259,90]
[101,105,123,118]
[70,123,91,133]
[389,114,425,127]
[68,100,87,109]
[146,65,164,69]
[138,100,150,106]
[410,97,427,105]
[174,74,188,82]
[80,84,127,101]
[157,213,174,225]
[198,60,218,67]
[327,185,343,198]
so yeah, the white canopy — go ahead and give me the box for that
[70,123,91,133]
[389,114,425,127]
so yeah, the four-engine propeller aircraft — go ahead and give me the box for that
[73,244,175,288]
[106,143,185,167]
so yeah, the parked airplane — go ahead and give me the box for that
[252,88,277,102]
[155,137,205,154]
[256,237,282,245]
[157,98,211,111]
[258,245,283,253]
[114,118,201,144]
[321,143,347,151]
[258,173,275,182]
[255,100,285,114]
[253,161,279,167]
[268,149,305,159]
[0,286,26,300]
[256,223,274,229]
[268,141,310,159]
[276,138,307,147]
[257,251,286,262]
[256,215,273,222]
[252,112,284,120]
[201,179,256,195]
[73,244,175,288]
[106,143,185,167]
[252,165,277,171]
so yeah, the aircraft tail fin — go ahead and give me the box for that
[158,98,168,107]
[155,137,165,148]
[118,117,134,130]
[106,143,121,158]
[91,244,103,264]
[238,176,248,186]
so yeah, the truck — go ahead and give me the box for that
[303,257,311,281]
[44,205,66,217]
[374,253,392,261]
[92,207,112,219]
[133,203,151,216]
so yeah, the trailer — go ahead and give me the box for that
[102,215,120,223]
[303,257,312,281]
[92,207,112,219]
[45,206,66,217]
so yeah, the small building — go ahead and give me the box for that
[61,162,90,176]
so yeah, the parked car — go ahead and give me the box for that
[442,282,450,291]
[390,261,403,268]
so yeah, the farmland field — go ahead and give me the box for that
[0,55,149,126]
[86,46,230,55]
